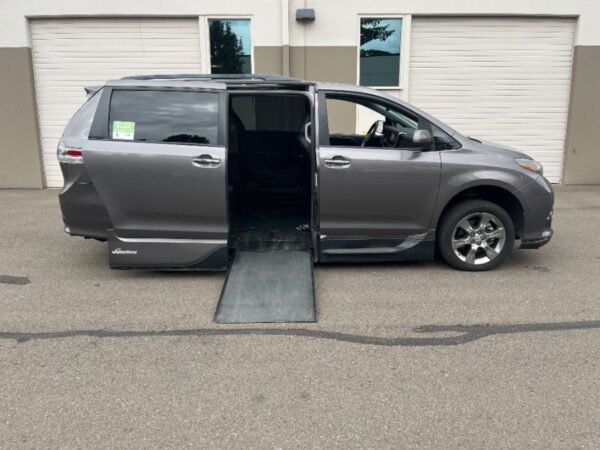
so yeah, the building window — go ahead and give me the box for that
[359,18,402,87]
[208,19,252,74]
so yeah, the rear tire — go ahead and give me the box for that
[438,200,515,271]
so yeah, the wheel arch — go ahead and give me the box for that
[435,185,525,239]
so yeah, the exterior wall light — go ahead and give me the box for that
[296,8,315,22]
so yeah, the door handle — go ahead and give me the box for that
[323,156,351,168]
[192,154,221,167]
[304,121,312,144]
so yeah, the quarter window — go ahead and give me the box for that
[209,19,252,74]
[432,125,462,150]
[109,90,219,145]
[359,18,402,87]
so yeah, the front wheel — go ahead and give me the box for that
[438,200,515,271]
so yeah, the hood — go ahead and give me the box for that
[468,137,532,160]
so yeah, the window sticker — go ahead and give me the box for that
[112,121,135,140]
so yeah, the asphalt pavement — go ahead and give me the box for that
[0,186,599,448]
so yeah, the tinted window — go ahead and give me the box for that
[209,19,252,74]
[231,95,308,132]
[359,18,402,87]
[432,125,461,150]
[109,90,219,145]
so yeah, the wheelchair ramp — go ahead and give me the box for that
[215,249,316,323]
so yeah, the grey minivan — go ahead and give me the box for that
[58,74,553,272]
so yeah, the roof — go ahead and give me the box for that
[120,73,301,82]
[107,74,380,92]
[103,73,310,89]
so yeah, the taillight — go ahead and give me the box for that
[57,141,84,164]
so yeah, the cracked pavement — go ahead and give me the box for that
[1,186,599,448]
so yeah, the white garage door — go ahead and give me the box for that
[409,17,575,183]
[31,18,203,187]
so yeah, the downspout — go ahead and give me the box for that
[281,0,290,76]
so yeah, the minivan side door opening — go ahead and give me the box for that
[227,92,314,251]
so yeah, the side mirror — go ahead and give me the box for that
[412,129,432,148]
[374,120,385,137]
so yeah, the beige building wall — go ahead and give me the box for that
[1,0,600,187]
[0,47,44,188]
[253,46,284,75]
[563,46,600,184]
[290,46,357,133]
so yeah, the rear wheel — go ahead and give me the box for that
[438,200,514,271]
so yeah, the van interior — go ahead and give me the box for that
[227,93,313,251]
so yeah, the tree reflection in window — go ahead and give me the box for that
[359,18,402,87]
[163,134,210,144]
[209,19,252,74]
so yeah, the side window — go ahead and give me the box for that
[325,93,422,149]
[432,125,461,150]
[109,90,219,145]
[326,97,385,135]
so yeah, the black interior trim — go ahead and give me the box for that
[88,87,112,140]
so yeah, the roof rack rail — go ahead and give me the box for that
[120,73,300,82]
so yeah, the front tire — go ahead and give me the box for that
[438,200,515,271]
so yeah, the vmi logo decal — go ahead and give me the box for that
[111,248,138,255]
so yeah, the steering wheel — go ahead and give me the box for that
[361,120,382,147]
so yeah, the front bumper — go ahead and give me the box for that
[517,175,554,249]
[520,228,553,249]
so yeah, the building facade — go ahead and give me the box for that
[1,0,599,188]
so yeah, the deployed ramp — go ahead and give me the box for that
[215,249,316,323]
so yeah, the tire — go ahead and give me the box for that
[437,199,515,271]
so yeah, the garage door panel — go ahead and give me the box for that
[409,17,575,183]
[31,18,202,188]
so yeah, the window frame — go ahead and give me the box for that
[356,15,412,96]
[89,87,226,147]
[201,15,255,75]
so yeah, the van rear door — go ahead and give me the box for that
[84,82,229,269]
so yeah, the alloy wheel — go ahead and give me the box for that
[451,212,507,266]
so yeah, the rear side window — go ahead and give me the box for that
[109,90,219,145]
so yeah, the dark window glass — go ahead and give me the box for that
[231,95,308,132]
[432,125,462,150]
[359,18,402,87]
[209,19,252,74]
[109,90,219,145]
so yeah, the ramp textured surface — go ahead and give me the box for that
[215,250,316,323]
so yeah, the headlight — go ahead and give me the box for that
[515,158,543,175]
